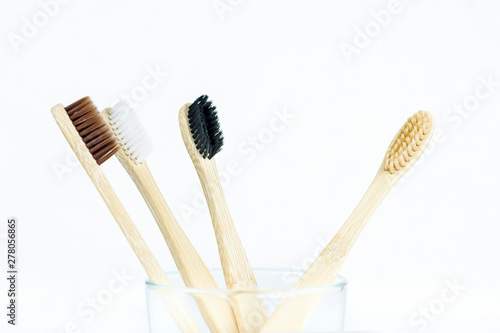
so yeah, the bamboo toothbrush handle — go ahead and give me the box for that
[51,105,201,333]
[114,153,213,287]
[198,160,257,288]
[300,169,395,287]
[260,169,396,332]
[197,159,269,332]
[110,146,239,333]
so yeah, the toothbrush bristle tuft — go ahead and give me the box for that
[384,111,434,174]
[108,99,153,164]
[187,95,224,159]
[65,96,119,165]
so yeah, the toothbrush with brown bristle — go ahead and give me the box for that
[101,100,239,333]
[51,97,201,333]
[261,111,436,332]
[179,95,269,332]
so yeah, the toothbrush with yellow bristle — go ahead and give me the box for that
[101,100,239,333]
[179,95,269,332]
[261,111,436,332]
[51,97,201,333]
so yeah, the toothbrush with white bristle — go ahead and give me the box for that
[102,100,239,333]
[108,99,154,162]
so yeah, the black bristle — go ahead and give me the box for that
[187,95,224,159]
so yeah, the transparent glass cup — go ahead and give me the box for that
[145,268,347,332]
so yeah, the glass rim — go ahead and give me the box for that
[145,267,347,295]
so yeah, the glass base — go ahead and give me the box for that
[146,268,347,333]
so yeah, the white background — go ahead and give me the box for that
[1,0,499,332]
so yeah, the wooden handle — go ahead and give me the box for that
[51,104,201,333]
[179,104,269,332]
[103,106,239,333]
[261,169,396,332]
[199,160,269,332]
[198,160,258,289]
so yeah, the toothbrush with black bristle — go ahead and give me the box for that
[179,95,269,332]
[101,100,238,333]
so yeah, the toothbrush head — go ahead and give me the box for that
[187,95,224,159]
[107,99,153,164]
[65,96,119,165]
[384,111,435,174]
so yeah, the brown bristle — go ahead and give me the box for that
[64,97,119,165]
[384,111,434,174]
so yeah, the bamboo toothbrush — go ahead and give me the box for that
[101,100,239,333]
[179,95,269,332]
[51,97,201,333]
[260,111,436,332]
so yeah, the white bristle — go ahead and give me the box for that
[108,99,154,163]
